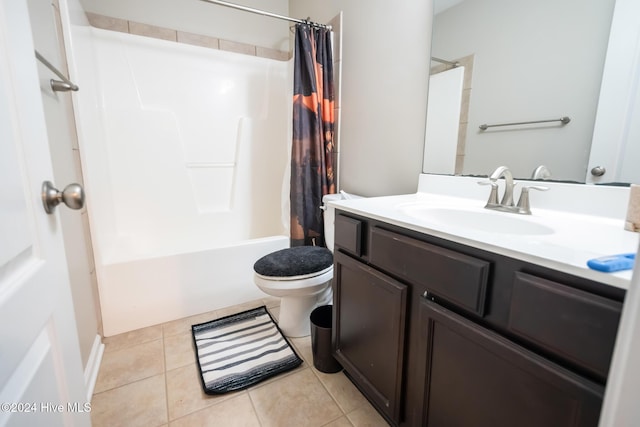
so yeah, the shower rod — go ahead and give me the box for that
[431,56,459,67]
[35,50,79,92]
[199,0,331,30]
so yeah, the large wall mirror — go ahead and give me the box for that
[423,0,637,183]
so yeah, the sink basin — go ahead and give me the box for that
[398,205,555,236]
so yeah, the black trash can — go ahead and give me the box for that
[310,305,342,373]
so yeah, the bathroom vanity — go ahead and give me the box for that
[329,175,637,427]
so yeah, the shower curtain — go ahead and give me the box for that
[290,24,336,247]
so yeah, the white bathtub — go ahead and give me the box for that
[99,236,288,336]
[69,28,292,336]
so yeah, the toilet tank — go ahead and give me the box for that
[322,192,362,252]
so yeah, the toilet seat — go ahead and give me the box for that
[254,266,333,296]
[255,264,332,282]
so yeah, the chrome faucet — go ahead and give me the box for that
[489,165,515,207]
[479,166,549,214]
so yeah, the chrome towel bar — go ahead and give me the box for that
[479,116,570,130]
[35,50,79,92]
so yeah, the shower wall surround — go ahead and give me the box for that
[70,25,292,334]
[79,28,290,261]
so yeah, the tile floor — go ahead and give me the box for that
[91,297,390,427]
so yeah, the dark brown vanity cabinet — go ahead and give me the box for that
[418,298,603,427]
[331,210,624,427]
[333,250,407,424]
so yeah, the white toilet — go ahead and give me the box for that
[253,193,344,337]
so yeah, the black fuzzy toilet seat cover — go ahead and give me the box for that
[253,246,333,277]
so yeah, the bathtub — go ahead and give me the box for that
[98,236,288,336]
[69,27,293,336]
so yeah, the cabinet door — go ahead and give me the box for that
[333,251,407,424]
[419,299,603,427]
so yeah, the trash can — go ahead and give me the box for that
[310,305,342,373]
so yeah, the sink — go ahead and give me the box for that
[397,205,555,236]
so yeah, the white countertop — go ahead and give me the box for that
[329,175,640,290]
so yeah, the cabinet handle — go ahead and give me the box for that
[423,290,437,302]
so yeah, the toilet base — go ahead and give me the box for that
[278,284,333,337]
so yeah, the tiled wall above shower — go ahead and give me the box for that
[86,12,290,61]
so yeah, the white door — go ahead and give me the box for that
[30,0,101,369]
[0,0,89,425]
[586,0,640,184]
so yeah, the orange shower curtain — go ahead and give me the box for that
[290,24,335,247]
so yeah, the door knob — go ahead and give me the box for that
[41,181,85,214]
[590,166,606,177]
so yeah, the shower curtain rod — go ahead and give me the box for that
[35,50,79,92]
[199,0,331,30]
[431,56,459,67]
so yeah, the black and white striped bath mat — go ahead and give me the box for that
[192,306,302,394]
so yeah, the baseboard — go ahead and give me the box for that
[84,334,104,401]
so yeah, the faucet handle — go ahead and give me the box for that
[516,185,549,214]
[478,180,499,206]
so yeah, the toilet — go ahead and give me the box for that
[253,193,345,337]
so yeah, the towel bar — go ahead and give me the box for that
[479,116,570,130]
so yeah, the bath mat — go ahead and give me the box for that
[192,306,302,394]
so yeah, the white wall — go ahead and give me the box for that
[433,0,615,181]
[79,0,290,51]
[290,0,433,196]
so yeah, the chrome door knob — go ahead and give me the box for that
[41,181,85,214]
[590,166,606,177]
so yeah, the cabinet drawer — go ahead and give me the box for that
[334,214,363,256]
[369,227,490,316]
[507,272,622,381]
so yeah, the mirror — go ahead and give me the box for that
[424,0,617,182]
